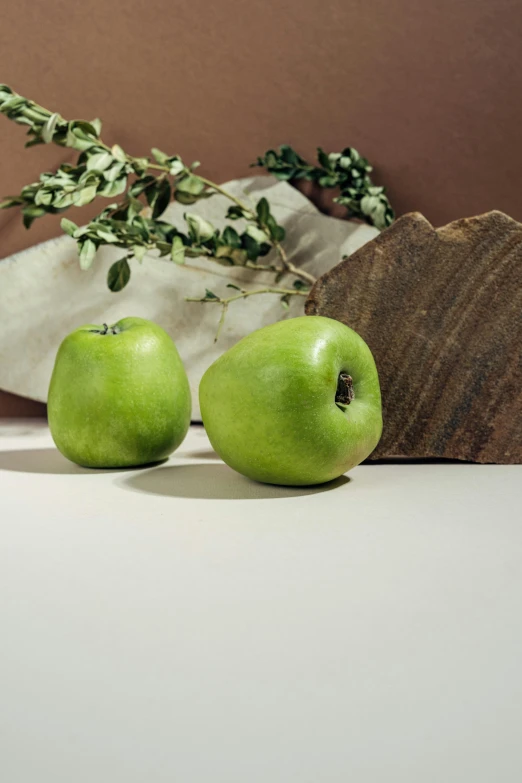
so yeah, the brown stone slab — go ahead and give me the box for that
[305,211,522,463]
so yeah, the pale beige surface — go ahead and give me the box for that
[2,421,522,781]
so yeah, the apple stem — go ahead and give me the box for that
[89,323,115,335]
[335,373,355,405]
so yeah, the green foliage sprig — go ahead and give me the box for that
[254,145,394,230]
[0,85,395,336]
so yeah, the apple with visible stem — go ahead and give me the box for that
[48,317,191,468]
[199,316,382,486]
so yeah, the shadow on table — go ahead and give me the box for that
[178,447,220,461]
[120,462,350,500]
[365,457,473,465]
[0,448,163,475]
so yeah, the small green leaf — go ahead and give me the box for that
[241,234,260,261]
[60,217,79,237]
[111,144,127,163]
[96,229,119,244]
[256,197,270,225]
[34,189,53,206]
[151,179,171,219]
[279,145,297,165]
[87,151,113,172]
[266,214,286,242]
[169,157,185,176]
[156,241,172,256]
[129,175,156,197]
[317,147,330,170]
[280,294,290,310]
[99,177,127,198]
[131,216,151,241]
[107,257,131,292]
[226,205,247,220]
[222,226,241,248]
[185,213,215,243]
[170,235,185,264]
[65,124,97,151]
[52,192,74,208]
[174,191,197,205]
[273,225,285,242]
[176,174,205,196]
[132,157,149,175]
[79,238,97,271]
[184,247,205,258]
[90,118,102,136]
[133,245,147,262]
[78,169,101,186]
[293,279,307,290]
[103,162,125,182]
[73,185,98,207]
[226,283,242,291]
[144,183,159,208]
[22,206,46,229]
[71,120,100,138]
[42,112,60,144]
[151,147,169,165]
[126,197,145,219]
[204,289,219,300]
[318,175,337,188]
[245,225,269,244]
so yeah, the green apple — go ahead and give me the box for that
[48,317,191,468]
[200,315,382,485]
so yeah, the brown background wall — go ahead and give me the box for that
[1,0,521,416]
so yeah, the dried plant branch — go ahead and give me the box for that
[0,84,394,315]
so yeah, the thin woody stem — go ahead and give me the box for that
[214,302,229,342]
[186,286,309,342]
[196,175,256,216]
[186,286,308,305]
[272,240,316,285]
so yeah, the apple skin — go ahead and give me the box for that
[200,315,382,485]
[48,317,191,468]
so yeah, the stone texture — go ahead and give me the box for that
[306,211,522,463]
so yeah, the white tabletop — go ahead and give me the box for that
[1,419,522,782]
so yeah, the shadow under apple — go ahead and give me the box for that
[178,447,220,461]
[0,448,165,475]
[120,462,350,501]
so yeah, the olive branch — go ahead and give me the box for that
[0,84,394,336]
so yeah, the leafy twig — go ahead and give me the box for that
[0,85,396,312]
[0,84,313,294]
[254,144,394,230]
[186,283,309,341]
